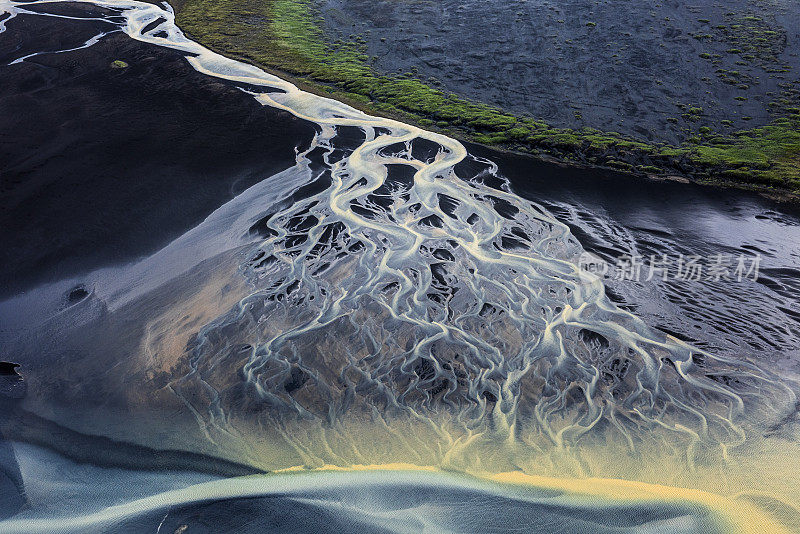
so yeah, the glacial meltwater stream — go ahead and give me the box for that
[1,0,800,531]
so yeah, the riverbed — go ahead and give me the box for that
[1,1,799,531]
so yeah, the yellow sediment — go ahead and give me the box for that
[490,471,789,534]
[279,463,790,533]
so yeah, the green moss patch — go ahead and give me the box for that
[175,0,800,198]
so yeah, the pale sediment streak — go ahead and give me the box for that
[0,444,751,533]
[1,0,796,470]
[8,30,112,65]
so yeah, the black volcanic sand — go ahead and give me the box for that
[322,0,800,144]
[0,405,259,477]
[461,141,800,367]
[0,0,798,476]
[0,6,318,297]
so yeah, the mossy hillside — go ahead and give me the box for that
[175,0,800,196]
[694,12,798,116]
[681,117,800,187]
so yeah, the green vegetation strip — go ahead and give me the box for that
[175,0,800,197]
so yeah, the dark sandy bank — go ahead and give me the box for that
[0,9,317,297]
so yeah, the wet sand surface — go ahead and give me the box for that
[1,2,800,532]
[0,8,317,297]
[464,141,800,365]
[1,445,736,534]
[2,0,799,449]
